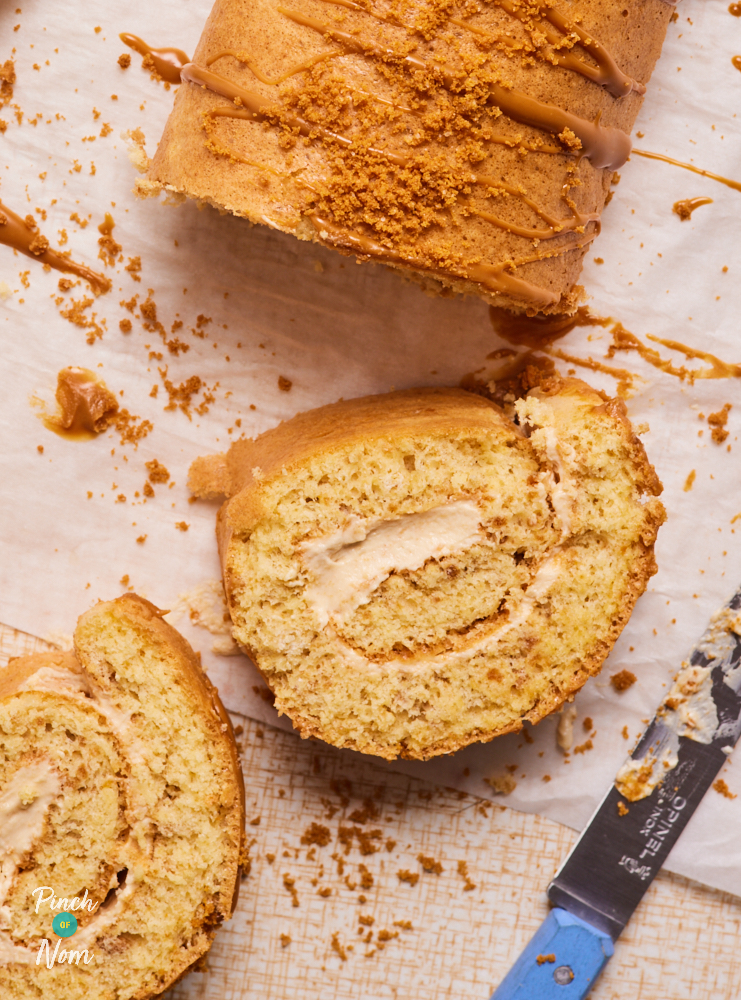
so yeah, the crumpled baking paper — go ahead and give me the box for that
[1,0,740,897]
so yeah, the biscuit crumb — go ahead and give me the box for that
[136,534,147,544]
[283,874,299,907]
[708,404,732,444]
[118,53,131,69]
[175,521,189,531]
[617,801,629,816]
[278,375,293,392]
[417,854,443,875]
[301,822,331,847]
[397,870,419,886]
[611,670,637,692]
[537,953,556,965]
[146,458,170,483]
[457,860,476,891]
[713,778,737,799]
[331,933,347,961]
[484,774,516,795]
[358,864,373,889]
[280,933,291,948]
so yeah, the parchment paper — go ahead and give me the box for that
[1,0,740,896]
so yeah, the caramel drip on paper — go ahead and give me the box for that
[308,213,560,306]
[609,330,741,383]
[41,368,120,441]
[672,196,713,221]
[490,309,741,394]
[98,212,115,236]
[278,8,631,170]
[489,303,608,348]
[119,33,189,85]
[732,55,741,73]
[633,150,741,193]
[550,346,636,398]
[0,200,110,294]
[730,3,741,16]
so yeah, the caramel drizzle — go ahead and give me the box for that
[490,307,741,392]
[550,345,637,398]
[732,55,741,73]
[319,0,643,98]
[205,49,340,85]
[609,328,741,383]
[207,49,563,157]
[730,3,741,16]
[309,213,566,305]
[277,8,631,170]
[191,62,596,247]
[672,196,713,221]
[119,33,189,85]
[633,149,741,194]
[458,0,644,99]
[0,200,110,294]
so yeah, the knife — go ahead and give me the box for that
[491,586,741,999]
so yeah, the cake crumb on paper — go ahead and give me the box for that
[611,670,637,692]
[396,870,419,886]
[713,778,737,800]
[457,860,476,891]
[417,854,443,875]
[556,705,577,751]
[484,774,517,795]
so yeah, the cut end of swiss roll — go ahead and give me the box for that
[195,383,664,760]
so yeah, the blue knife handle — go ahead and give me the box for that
[490,908,614,1000]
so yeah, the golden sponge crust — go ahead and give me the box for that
[147,0,672,311]
[0,595,245,1000]
[192,382,664,759]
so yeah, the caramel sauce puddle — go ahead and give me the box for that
[38,368,119,441]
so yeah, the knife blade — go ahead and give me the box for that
[490,586,741,1000]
